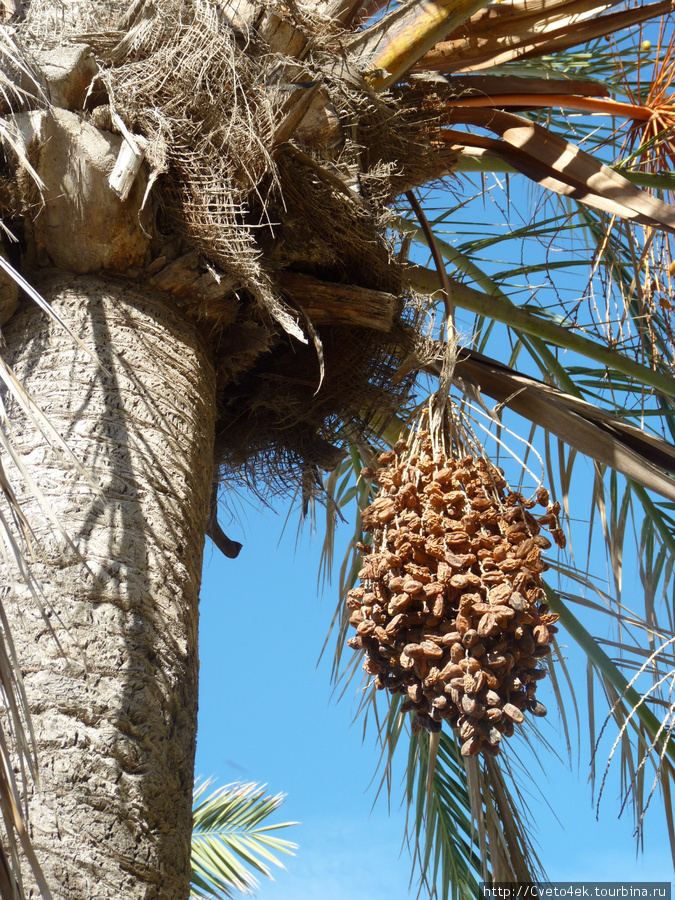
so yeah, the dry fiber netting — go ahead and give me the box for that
[347,405,566,757]
[2,0,458,493]
[94,0,445,487]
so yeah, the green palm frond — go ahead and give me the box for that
[191,781,298,899]
[318,91,675,877]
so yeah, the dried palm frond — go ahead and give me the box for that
[417,0,672,73]
[347,0,490,90]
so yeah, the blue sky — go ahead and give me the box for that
[195,492,674,898]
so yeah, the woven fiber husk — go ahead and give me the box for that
[4,0,459,489]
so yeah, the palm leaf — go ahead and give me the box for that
[348,0,490,90]
[451,147,675,194]
[191,781,297,899]
[439,110,675,230]
[546,588,675,766]
[419,0,671,73]
[407,262,675,400]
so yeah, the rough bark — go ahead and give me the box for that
[1,272,216,900]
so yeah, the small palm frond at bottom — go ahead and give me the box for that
[191,780,298,899]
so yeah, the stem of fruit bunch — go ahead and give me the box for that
[405,191,454,329]
[404,190,457,401]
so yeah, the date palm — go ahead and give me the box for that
[0,1,674,899]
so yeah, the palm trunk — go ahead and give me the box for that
[1,272,216,900]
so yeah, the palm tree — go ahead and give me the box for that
[0,1,674,898]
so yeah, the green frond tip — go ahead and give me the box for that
[544,587,675,770]
[191,780,298,899]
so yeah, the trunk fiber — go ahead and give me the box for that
[1,273,216,900]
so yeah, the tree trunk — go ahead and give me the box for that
[1,272,216,900]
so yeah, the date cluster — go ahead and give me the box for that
[346,435,563,756]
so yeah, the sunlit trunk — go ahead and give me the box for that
[1,273,216,899]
